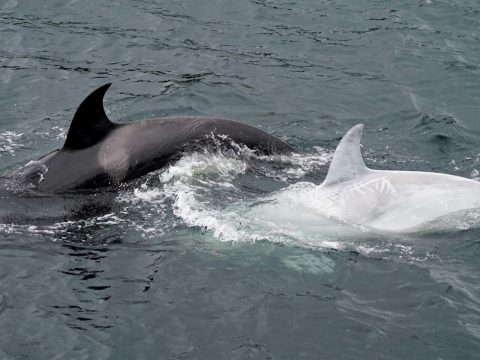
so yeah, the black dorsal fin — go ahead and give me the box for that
[63,83,117,150]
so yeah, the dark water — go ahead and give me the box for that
[1,0,480,359]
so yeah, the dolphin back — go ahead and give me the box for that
[34,84,295,193]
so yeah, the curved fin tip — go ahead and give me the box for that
[323,123,368,186]
[62,83,116,151]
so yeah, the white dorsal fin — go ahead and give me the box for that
[323,124,370,186]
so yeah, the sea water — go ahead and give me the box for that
[1,0,480,358]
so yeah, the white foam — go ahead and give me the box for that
[160,151,247,183]
[254,146,332,180]
[134,149,354,250]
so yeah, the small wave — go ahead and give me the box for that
[0,212,127,242]
[0,127,66,158]
[0,131,24,156]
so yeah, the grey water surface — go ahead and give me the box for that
[1,0,480,359]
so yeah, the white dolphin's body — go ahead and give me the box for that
[152,123,480,243]
[304,124,480,233]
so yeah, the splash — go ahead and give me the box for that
[130,147,353,249]
[124,145,480,264]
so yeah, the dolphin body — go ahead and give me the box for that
[305,124,480,233]
[0,84,294,223]
[34,84,294,192]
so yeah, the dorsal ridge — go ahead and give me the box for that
[323,124,369,186]
[63,83,117,151]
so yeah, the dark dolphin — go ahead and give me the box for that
[0,84,295,223]
[36,84,295,193]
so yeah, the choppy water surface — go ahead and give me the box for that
[1,0,480,358]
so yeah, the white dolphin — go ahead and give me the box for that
[165,123,480,243]
[309,124,480,232]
